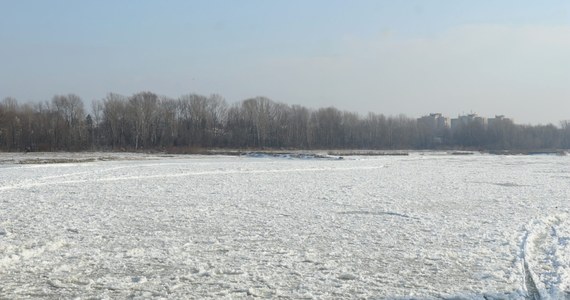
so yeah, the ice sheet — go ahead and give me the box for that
[1,153,570,299]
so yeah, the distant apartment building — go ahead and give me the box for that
[419,113,511,132]
[487,115,513,128]
[417,113,450,132]
[417,113,450,145]
[450,114,487,131]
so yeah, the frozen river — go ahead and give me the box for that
[1,152,570,299]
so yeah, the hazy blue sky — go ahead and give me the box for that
[1,1,569,124]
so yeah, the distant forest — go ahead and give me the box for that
[1,92,569,152]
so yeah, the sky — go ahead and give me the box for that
[1,0,569,125]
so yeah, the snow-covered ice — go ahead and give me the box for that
[1,152,570,299]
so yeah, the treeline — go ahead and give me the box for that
[0,92,569,152]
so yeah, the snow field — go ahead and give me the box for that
[1,153,570,299]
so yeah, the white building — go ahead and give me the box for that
[487,115,513,128]
[451,114,487,131]
[417,113,450,132]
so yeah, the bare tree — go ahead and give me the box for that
[102,93,129,149]
[128,92,158,149]
[0,97,20,150]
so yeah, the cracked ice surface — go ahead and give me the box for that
[1,153,570,299]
